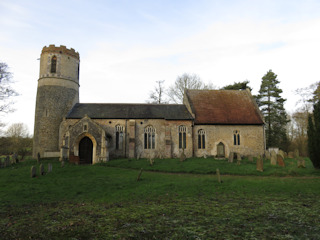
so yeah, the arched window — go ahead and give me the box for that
[50,56,57,73]
[116,125,124,150]
[198,129,205,149]
[234,130,240,145]
[144,126,155,149]
[179,125,186,149]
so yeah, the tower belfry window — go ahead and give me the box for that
[50,56,57,73]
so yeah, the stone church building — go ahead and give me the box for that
[33,45,265,164]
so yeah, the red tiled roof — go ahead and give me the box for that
[185,89,264,125]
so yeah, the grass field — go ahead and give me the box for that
[0,157,320,239]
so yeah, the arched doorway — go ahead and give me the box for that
[217,142,225,158]
[79,137,93,164]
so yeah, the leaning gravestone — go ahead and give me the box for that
[278,150,285,159]
[297,158,306,168]
[270,150,277,165]
[256,155,263,172]
[48,163,52,173]
[228,152,234,163]
[39,164,45,175]
[31,166,36,178]
[277,154,285,167]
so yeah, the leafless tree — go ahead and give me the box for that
[0,62,18,113]
[147,80,168,104]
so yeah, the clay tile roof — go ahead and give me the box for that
[66,103,194,120]
[185,89,264,125]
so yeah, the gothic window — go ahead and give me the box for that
[234,130,240,145]
[179,125,186,149]
[144,126,155,149]
[50,56,57,73]
[116,125,124,150]
[198,129,205,149]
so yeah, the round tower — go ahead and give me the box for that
[33,45,80,158]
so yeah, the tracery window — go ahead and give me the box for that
[50,56,57,73]
[144,126,155,149]
[179,125,186,149]
[198,129,205,149]
[116,125,124,150]
[234,130,240,145]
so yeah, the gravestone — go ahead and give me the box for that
[297,158,306,168]
[248,155,253,162]
[270,150,277,165]
[137,168,143,181]
[288,152,294,158]
[265,151,271,160]
[37,152,40,163]
[278,150,285,159]
[61,160,65,168]
[180,150,186,162]
[277,154,285,167]
[149,158,154,166]
[39,164,45,175]
[294,149,300,158]
[228,152,234,163]
[48,163,52,173]
[31,166,36,178]
[216,168,222,183]
[256,155,263,172]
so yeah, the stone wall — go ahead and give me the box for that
[193,125,265,157]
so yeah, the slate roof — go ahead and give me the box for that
[66,103,194,120]
[185,89,264,125]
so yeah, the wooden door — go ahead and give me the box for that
[79,137,93,164]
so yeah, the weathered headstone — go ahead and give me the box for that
[37,152,40,163]
[216,168,222,183]
[31,166,36,178]
[294,149,300,158]
[137,168,143,181]
[180,150,186,162]
[277,154,285,167]
[297,158,306,168]
[265,151,271,160]
[288,151,294,158]
[248,155,253,162]
[270,150,277,165]
[228,152,234,163]
[61,160,65,168]
[48,163,52,173]
[149,158,154,166]
[278,150,285,159]
[39,164,45,175]
[284,152,288,158]
[256,155,263,172]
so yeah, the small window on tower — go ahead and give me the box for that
[50,56,57,73]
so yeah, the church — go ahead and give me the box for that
[33,45,265,164]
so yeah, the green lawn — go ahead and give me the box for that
[0,157,320,239]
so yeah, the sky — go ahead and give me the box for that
[1,0,320,135]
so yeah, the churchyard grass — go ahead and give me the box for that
[1,158,320,239]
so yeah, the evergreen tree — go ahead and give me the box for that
[256,70,288,149]
[221,80,252,91]
[307,101,320,169]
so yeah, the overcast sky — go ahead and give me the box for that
[1,0,320,135]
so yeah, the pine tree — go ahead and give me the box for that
[307,101,320,169]
[256,70,288,149]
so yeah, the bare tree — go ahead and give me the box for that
[147,80,168,104]
[6,123,29,138]
[167,73,214,103]
[0,62,18,113]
